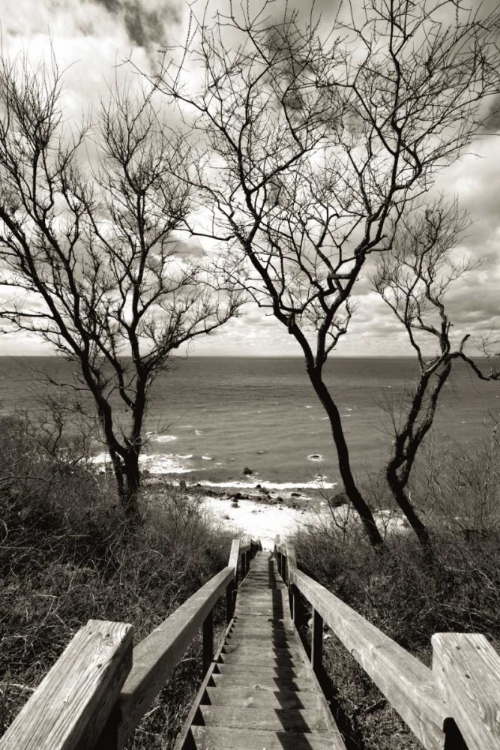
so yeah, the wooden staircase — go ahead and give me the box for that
[4,538,500,750]
[178,549,346,750]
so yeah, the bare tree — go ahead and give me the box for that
[156,0,500,545]
[0,57,241,517]
[374,199,499,548]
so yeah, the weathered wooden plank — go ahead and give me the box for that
[292,568,447,750]
[211,672,314,690]
[191,725,338,750]
[0,620,132,750]
[106,566,233,748]
[205,686,322,708]
[220,654,298,668]
[216,663,311,679]
[174,612,235,750]
[228,539,241,573]
[432,633,500,750]
[223,643,301,656]
[202,609,214,676]
[311,609,323,675]
[286,543,297,576]
[199,705,329,732]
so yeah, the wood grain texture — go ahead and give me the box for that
[286,543,297,575]
[191,726,340,749]
[228,539,241,573]
[432,632,500,750]
[177,550,346,750]
[111,566,233,748]
[0,620,132,750]
[199,705,329,731]
[292,568,447,749]
[205,687,322,708]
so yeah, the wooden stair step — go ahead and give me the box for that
[220,654,300,668]
[211,672,314,691]
[227,634,295,646]
[191,725,345,750]
[243,585,287,590]
[228,633,295,644]
[216,664,310,679]
[236,609,288,617]
[199,705,330,732]
[230,622,295,632]
[234,615,294,625]
[205,686,323,708]
[223,643,301,656]
[236,599,287,605]
[238,591,287,598]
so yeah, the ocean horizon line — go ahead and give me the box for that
[0,353,488,360]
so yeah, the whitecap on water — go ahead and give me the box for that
[147,433,178,443]
[202,455,213,460]
[89,452,192,474]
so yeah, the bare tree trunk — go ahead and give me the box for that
[121,450,141,519]
[386,465,432,548]
[309,372,384,547]
[107,445,141,518]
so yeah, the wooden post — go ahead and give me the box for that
[226,580,235,623]
[202,609,214,676]
[290,584,298,625]
[432,632,500,750]
[227,538,240,621]
[311,608,323,675]
[0,620,133,750]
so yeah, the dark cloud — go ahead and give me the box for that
[86,0,181,49]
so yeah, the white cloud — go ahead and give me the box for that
[0,0,499,357]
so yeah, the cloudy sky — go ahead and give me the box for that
[0,0,499,357]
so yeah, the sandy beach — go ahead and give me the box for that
[201,494,313,549]
[198,491,411,548]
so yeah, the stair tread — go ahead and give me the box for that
[205,686,323,708]
[199,705,330,732]
[216,664,310,679]
[211,673,314,690]
[174,552,347,750]
[223,643,301,654]
[191,726,344,750]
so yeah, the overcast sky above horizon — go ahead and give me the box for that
[0,0,500,358]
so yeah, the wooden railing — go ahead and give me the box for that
[0,536,261,750]
[274,535,500,750]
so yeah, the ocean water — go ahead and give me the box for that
[0,356,498,490]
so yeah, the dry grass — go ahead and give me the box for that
[0,414,233,748]
[292,460,500,749]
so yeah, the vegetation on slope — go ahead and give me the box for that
[0,414,233,748]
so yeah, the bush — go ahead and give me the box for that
[0,415,234,748]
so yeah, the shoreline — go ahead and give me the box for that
[145,477,410,549]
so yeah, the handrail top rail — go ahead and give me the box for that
[108,537,261,747]
[1,535,263,750]
[276,539,448,750]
